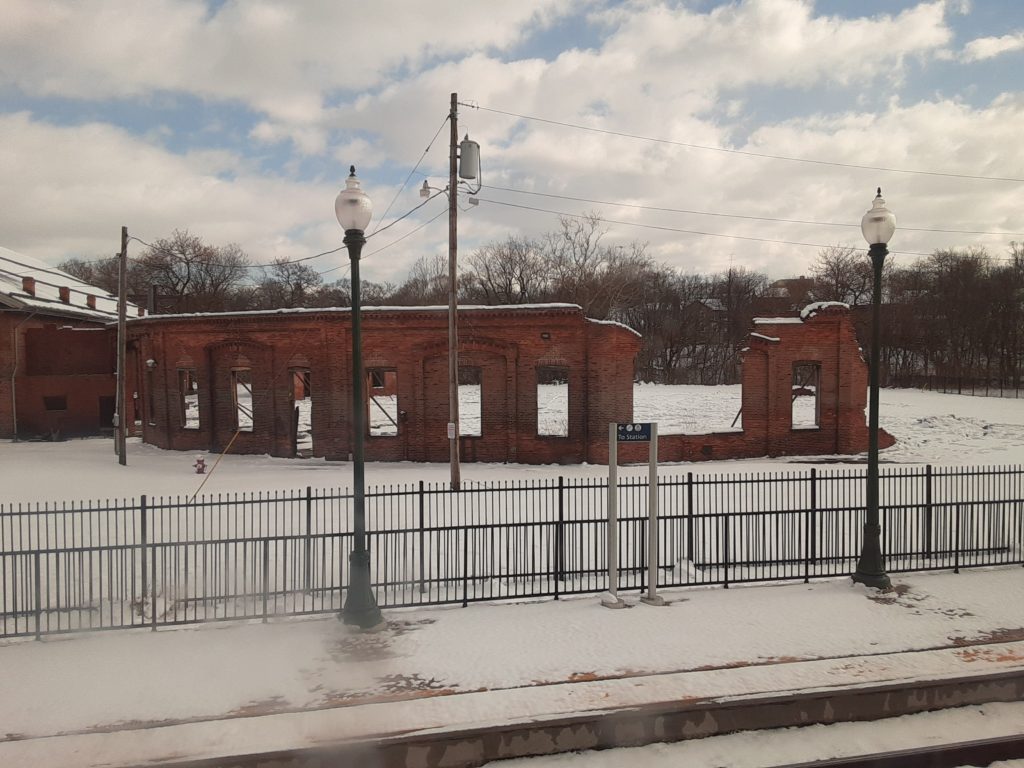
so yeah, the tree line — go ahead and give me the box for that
[60,220,1024,388]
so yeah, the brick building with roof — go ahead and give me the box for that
[0,246,141,439]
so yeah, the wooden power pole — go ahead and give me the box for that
[115,226,128,466]
[447,92,461,490]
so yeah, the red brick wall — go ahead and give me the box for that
[127,306,641,464]
[612,304,890,464]
[0,314,118,439]
[25,326,114,375]
[126,303,887,465]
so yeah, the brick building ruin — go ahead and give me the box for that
[127,304,639,464]
[614,302,893,464]
[1,247,141,440]
[125,300,888,465]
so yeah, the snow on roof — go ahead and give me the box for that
[800,301,849,320]
[750,332,781,343]
[587,317,642,338]
[129,303,588,323]
[753,317,803,325]
[0,246,140,321]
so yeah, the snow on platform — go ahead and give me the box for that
[0,568,1022,767]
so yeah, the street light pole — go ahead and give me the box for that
[336,166,384,630]
[853,188,894,591]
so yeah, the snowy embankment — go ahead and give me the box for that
[1,386,1023,504]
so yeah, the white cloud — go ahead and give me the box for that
[0,112,343,267]
[0,0,570,125]
[3,1,1024,285]
[962,32,1024,62]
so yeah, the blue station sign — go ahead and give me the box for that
[617,423,652,442]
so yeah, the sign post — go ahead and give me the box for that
[641,423,664,606]
[604,422,665,608]
[602,423,626,608]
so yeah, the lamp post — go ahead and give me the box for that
[335,165,384,629]
[852,187,895,591]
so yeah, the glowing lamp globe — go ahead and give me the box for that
[861,188,896,246]
[335,166,373,232]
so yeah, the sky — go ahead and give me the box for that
[3,0,1024,286]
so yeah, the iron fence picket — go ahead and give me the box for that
[3,465,1024,638]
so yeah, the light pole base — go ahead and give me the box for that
[600,591,627,609]
[852,570,892,591]
[342,550,385,631]
[641,594,666,607]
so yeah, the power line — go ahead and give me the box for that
[474,196,936,257]
[466,103,1024,184]
[126,236,344,270]
[365,190,446,240]
[368,115,449,236]
[319,207,448,277]
[482,184,1024,238]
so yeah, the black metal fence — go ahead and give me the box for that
[2,465,1022,639]
[890,375,1024,398]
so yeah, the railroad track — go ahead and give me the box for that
[778,733,1024,768]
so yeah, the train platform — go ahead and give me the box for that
[1,568,1022,767]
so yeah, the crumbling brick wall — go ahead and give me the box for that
[128,305,640,463]
[613,303,892,463]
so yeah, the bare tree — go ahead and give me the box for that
[256,258,323,309]
[464,235,544,304]
[390,253,449,305]
[133,230,250,312]
[809,245,875,306]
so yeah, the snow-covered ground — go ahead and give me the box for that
[485,704,1024,768]
[2,386,1024,768]
[0,568,1022,767]
[2,386,1023,504]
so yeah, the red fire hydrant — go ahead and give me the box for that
[194,455,207,474]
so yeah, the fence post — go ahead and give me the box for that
[461,525,469,608]
[262,538,270,621]
[924,466,933,560]
[809,468,817,566]
[723,509,730,589]
[954,504,961,574]
[34,552,42,640]
[555,476,565,596]
[805,469,816,584]
[304,486,312,594]
[140,494,148,623]
[150,504,158,632]
[686,472,694,564]
[418,480,427,595]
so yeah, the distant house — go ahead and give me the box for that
[0,247,141,439]
[769,275,815,309]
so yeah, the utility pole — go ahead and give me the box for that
[115,225,128,466]
[447,92,461,490]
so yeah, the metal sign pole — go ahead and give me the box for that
[602,422,625,608]
[642,423,665,606]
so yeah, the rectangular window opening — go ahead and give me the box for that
[792,362,820,429]
[292,369,312,451]
[43,395,67,411]
[537,366,569,437]
[232,369,254,433]
[459,366,482,437]
[367,367,398,437]
[178,369,200,430]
